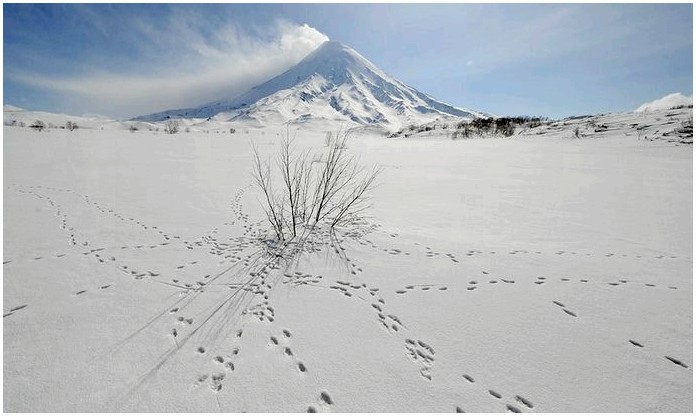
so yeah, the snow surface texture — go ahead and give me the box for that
[635,92,693,112]
[3,109,692,412]
[134,41,486,129]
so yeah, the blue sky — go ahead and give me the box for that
[4,3,693,119]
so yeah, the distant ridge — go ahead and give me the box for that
[635,93,693,112]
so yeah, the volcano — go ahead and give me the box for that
[135,41,486,127]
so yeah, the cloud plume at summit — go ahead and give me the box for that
[8,7,328,118]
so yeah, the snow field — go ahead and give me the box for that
[3,118,692,412]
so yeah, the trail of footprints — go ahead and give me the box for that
[269,329,309,375]
[328,281,409,332]
[242,302,276,323]
[329,276,439,382]
[268,329,337,413]
[389,272,681,296]
[8,186,686,270]
[395,284,448,295]
[9,184,689,412]
[72,284,112,297]
[532,275,679,291]
[170,305,195,342]
[627,338,690,369]
[458,373,535,413]
[551,300,577,318]
[8,184,173,285]
[395,270,516,296]
[191,329,244,393]
[283,272,324,287]
[306,390,335,413]
[404,339,435,380]
[12,184,175,244]
[11,183,342,411]
[9,184,277,305]
[354,227,687,269]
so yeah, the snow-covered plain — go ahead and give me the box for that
[3,109,692,412]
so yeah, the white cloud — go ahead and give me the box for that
[10,21,329,119]
[280,23,330,53]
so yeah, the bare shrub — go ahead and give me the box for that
[252,129,380,242]
[65,121,78,131]
[164,119,179,134]
[30,120,45,132]
[252,146,286,241]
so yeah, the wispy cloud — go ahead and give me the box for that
[9,15,328,119]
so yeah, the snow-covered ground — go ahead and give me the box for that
[3,110,692,412]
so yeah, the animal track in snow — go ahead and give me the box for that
[396,283,448,295]
[460,371,536,412]
[319,391,334,405]
[177,316,194,325]
[515,395,534,409]
[3,304,28,318]
[563,309,576,317]
[269,329,309,376]
[665,356,689,368]
[242,302,275,323]
[551,300,577,318]
[628,337,689,369]
[283,271,324,287]
[404,339,435,380]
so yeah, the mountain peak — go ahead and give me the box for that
[310,40,369,63]
[270,39,379,88]
[315,40,351,50]
[135,41,486,126]
[312,40,361,56]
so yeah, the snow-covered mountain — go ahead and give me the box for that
[3,104,25,112]
[635,92,693,112]
[135,41,487,127]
